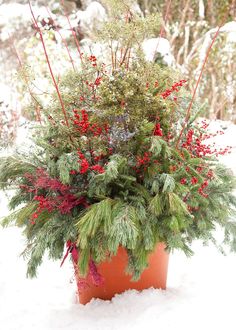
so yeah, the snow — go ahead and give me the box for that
[76,1,107,34]
[1,122,236,329]
[198,0,205,19]
[142,38,174,65]
[1,224,236,330]
[0,3,50,41]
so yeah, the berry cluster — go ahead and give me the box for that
[72,109,109,137]
[180,172,211,201]
[134,152,152,174]
[182,125,232,158]
[198,180,209,198]
[77,150,105,175]
[88,55,97,67]
[94,77,102,86]
[161,79,187,99]
[154,123,163,136]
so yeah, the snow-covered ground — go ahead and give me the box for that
[1,121,236,330]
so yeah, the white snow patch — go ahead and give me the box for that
[0,4,50,41]
[76,1,107,35]
[220,21,236,43]
[142,38,174,65]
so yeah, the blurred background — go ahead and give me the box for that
[0,0,236,147]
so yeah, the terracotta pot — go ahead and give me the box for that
[75,243,169,305]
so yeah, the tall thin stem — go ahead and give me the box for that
[60,0,83,62]
[29,1,69,127]
[176,25,222,148]
[45,6,75,71]
[154,0,172,56]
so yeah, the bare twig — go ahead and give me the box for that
[176,24,222,148]
[45,6,76,71]
[60,0,83,62]
[154,0,172,56]
[29,1,69,127]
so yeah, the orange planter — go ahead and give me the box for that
[75,243,169,305]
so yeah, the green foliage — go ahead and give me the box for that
[160,174,175,193]
[77,198,114,248]
[1,203,38,228]
[149,193,162,216]
[98,11,161,47]
[24,214,76,278]
[57,152,79,184]
[108,203,139,251]
[168,193,190,216]
[0,156,37,189]
[150,136,163,156]
[1,0,236,283]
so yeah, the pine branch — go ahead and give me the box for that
[76,198,115,249]
[148,193,163,216]
[108,203,140,252]
[0,156,37,189]
[168,192,191,216]
[1,203,37,228]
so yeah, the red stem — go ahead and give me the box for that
[154,0,172,56]
[28,1,69,127]
[111,41,114,70]
[176,25,222,148]
[126,48,131,70]
[45,6,75,71]
[119,47,123,64]
[35,105,41,123]
[60,0,83,62]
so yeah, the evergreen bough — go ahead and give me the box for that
[1,0,236,282]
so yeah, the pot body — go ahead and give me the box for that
[76,243,169,305]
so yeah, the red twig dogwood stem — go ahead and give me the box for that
[176,24,222,148]
[28,1,69,127]
[154,0,172,57]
